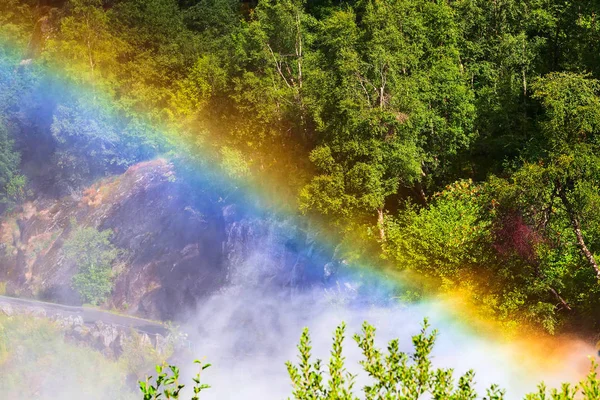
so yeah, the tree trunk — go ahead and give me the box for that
[413,181,427,206]
[559,189,600,279]
[532,261,571,311]
[548,285,572,311]
[377,208,385,241]
[295,12,302,89]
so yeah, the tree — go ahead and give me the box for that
[300,0,476,241]
[49,93,165,190]
[528,73,600,281]
[243,0,313,138]
[5,0,600,335]
[0,0,36,46]
[64,222,119,305]
[44,0,124,90]
[0,118,23,207]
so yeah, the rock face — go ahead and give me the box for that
[0,159,227,320]
[0,159,336,321]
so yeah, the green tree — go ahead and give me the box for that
[64,223,119,305]
[6,0,600,335]
[484,72,600,330]
[300,0,475,241]
[533,74,600,274]
[44,0,124,90]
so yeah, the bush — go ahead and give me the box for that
[139,361,211,400]
[120,330,172,382]
[287,319,504,399]
[141,320,600,400]
[64,222,119,305]
[4,174,27,205]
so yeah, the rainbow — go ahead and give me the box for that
[0,30,595,397]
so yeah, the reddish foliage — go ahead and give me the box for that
[493,213,542,262]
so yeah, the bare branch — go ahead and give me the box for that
[266,43,292,88]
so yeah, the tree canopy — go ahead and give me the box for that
[2,0,600,335]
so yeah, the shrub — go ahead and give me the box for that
[140,320,600,400]
[120,330,171,381]
[286,319,503,399]
[64,222,119,305]
[139,361,211,400]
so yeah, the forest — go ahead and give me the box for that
[1,0,600,391]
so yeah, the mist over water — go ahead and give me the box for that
[180,217,593,400]
[184,286,587,400]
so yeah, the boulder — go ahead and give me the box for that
[0,159,228,320]
[92,321,120,348]
[71,325,90,340]
[53,314,84,329]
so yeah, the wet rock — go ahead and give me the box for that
[0,300,170,360]
[113,332,127,354]
[101,348,116,359]
[71,325,90,340]
[54,314,84,329]
[139,333,152,348]
[1,158,339,323]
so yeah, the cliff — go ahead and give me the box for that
[0,158,335,321]
[0,159,228,320]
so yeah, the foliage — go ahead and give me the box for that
[138,320,600,399]
[2,0,600,333]
[286,319,502,400]
[288,320,600,400]
[0,314,135,400]
[64,222,119,305]
[385,180,490,279]
[139,360,211,400]
[0,118,23,208]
